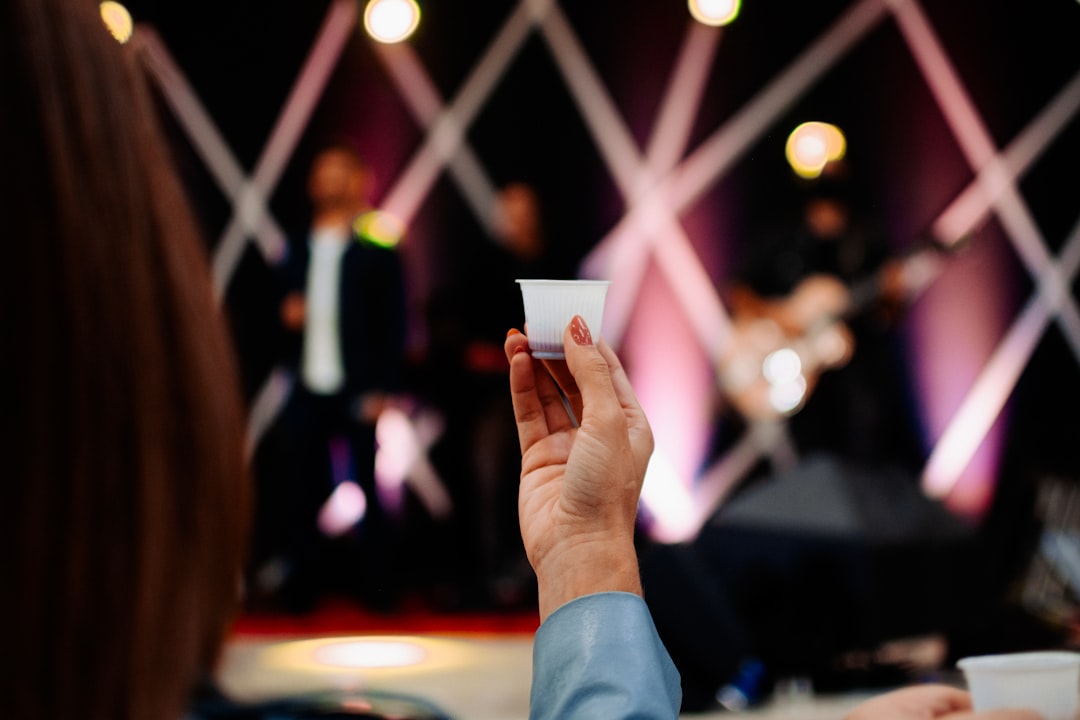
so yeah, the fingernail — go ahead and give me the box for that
[507,328,521,337]
[570,315,592,346]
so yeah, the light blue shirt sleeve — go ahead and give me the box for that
[530,591,682,719]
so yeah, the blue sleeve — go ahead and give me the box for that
[530,592,682,719]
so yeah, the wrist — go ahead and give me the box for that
[533,535,642,622]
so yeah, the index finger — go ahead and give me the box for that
[561,317,623,430]
[597,339,653,470]
[597,339,639,412]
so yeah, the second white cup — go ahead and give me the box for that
[958,650,1080,720]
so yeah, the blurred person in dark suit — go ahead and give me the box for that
[272,141,408,612]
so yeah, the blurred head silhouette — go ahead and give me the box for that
[800,159,852,240]
[307,140,372,224]
[493,181,545,262]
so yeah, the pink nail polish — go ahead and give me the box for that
[570,315,592,346]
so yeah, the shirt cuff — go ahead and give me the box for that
[530,591,681,719]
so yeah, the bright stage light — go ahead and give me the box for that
[688,0,741,27]
[785,121,846,179]
[262,635,493,677]
[99,1,133,44]
[768,375,807,415]
[313,639,428,669]
[762,347,801,385]
[364,0,421,44]
[354,209,405,248]
[762,348,807,414]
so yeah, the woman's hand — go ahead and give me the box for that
[845,685,1043,720]
[504,316,653,621]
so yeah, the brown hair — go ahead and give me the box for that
[0,1,250,718]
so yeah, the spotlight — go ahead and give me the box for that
[364,0,421,44]
[99,1,133,44]
[688,0,741,27]
[785,121,846,179]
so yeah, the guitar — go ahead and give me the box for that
[717,240,957,422]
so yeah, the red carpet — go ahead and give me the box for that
[230,595,541,638]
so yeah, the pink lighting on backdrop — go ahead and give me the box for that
[910,237,1014,519]
[621,261,716,542]
[375,405,453,520]
[318,480,368,537]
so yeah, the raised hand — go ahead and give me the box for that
[504,317,653,621]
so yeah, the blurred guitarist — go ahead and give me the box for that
[721,159,923,473]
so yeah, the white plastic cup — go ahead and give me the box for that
[958,651,1080,720]
[515,279,610,359]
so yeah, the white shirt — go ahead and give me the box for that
[301,227,349,394]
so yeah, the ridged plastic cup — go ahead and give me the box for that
[516,279,610,359]
[958,651,1080,720]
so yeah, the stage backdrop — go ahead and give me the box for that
[124,0,1080,538]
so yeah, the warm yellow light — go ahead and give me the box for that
[785,121,846,179]
[363,0,421,44]
[688,0,741,26]
[99,1,133,44]
[313,639,428,669]
[262,635,488,676]
[353,209,405,248]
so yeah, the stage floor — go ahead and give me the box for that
[216,597,887,719]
